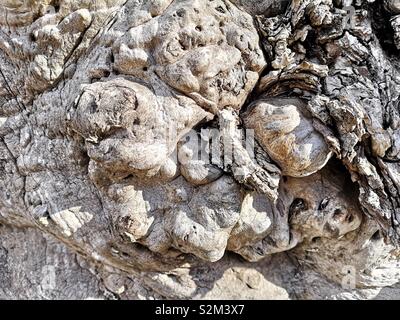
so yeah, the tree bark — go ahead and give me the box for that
[1,0,400,299]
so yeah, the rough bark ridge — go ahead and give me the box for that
[1,0,400,299]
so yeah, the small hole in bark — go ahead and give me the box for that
[311,237,321,243]
[178,40,187,50]
[290,198,307,212]
[371,230,381,241]
[121,251,130,258]
[195,25,202,32]
[289,198,307,221]
[319,198,330,210]
[346,214,354,223]
[215,6,226,13]
[142,66,148,71]
[103,70,110,77]
[123,174,134,180]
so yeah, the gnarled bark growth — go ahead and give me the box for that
[1,0,400,299]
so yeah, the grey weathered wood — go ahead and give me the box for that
[1,0,400,299]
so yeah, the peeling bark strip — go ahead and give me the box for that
[1,0,400,299]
